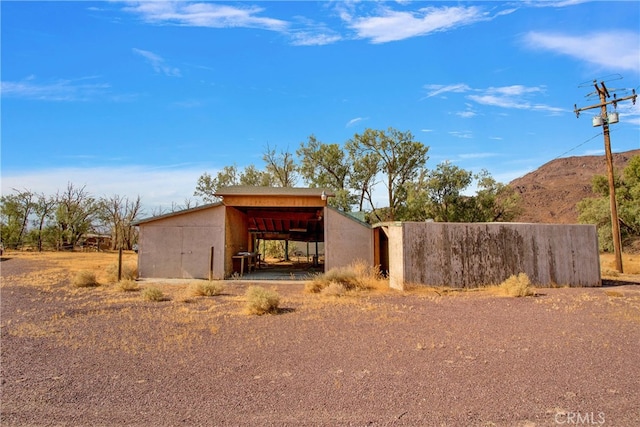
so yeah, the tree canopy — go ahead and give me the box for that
[193,127,520,224]
[578,154,640,251]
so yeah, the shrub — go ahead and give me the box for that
[118,279,140,292]
[244,286,280,315]
[72,270,99,288]
[306,260,385,294]
[142,286,166,302]
[191,281,224,297]
[498,273,535,297]
[320,281,347,297]
[105,263,138,283]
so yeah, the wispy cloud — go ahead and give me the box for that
[290,31,342,46]
[346,5,490,43]
[524,31,640,73]
[132,48,181,77]
[346,117,367,127]
[425,82,566,114]
[449,130,473,139]
[424,83,472,98]
[123,2,288,31]
[468,85,565,114]
[1,76,110,101]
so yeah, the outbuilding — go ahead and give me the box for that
[135,186,601,288]
[134,186,373,279]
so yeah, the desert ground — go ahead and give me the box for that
[1,251,639,426]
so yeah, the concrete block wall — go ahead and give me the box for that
[388,222,600,289]
[324,208,373,271]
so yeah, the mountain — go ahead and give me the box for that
[509,149,640,224]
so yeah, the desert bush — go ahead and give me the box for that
[191,281,224,297]
[72,270,99,288]
[244,286,280,315]
[142,286,166,302]
[105,263,138,283]
[497,273,535,297]
[320,281,348,297]
[306,260,385,294]
[117,279,140,292]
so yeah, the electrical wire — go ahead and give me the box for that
[552,132,603,160]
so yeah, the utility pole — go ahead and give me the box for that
[574,81,637,273]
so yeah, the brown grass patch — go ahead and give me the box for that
[306,260,387,295]
[72,270,99,288]
[117,279,140,292]
[191,281,224,297]
[244,286,280,315]
[489,273,536,297]
[142,286,168,302]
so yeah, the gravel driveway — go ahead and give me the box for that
[1,256,639,426]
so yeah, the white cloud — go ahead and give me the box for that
[123,2,288,31]
[290,31,342,46]
[424,82,566,114]
[1,76,110,101]
[456,110,476,118]
[423,83,471,98]
[346,117,367,127]
[1,165,209,213]
[449,130,473,139]
[347,5,489,43]
[132,48,181,77]
[468,85,566,114]
[524,31,640,73]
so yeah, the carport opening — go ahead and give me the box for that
[232,206,326,280]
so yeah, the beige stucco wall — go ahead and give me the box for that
[137,205,225,279]
[387,222,600,289]
[324,208,373,270]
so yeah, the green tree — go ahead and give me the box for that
[346,127,429,221]
[297,135,356,211]
[578,155,640,251]
[0,189,34,249]
[31,192,58,251]
[194,164,275,203]
[56,183,99,249]
[194,165,241,203]
[423,161,472,222]
[464,170,522,222]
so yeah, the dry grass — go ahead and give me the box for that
[105,263,138,283]
[244,286,280,315]
[305,260,387,295]
[142,286,167,302]
[489,273,536,297]
[117,279,140,292]
[191,281,224,297]
[72,270,99,288]
[600,252,640,277]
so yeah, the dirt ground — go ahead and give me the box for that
[1,251,639,426]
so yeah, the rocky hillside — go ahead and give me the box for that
[509,149,640,224]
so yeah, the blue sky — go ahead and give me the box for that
[2,0,639,212]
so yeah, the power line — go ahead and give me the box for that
[552,132,603,161]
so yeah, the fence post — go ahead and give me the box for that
[118,247,123,282]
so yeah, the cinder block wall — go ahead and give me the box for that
[138,206,225,279]
[325,208,373,271]
[389,222,600,289]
